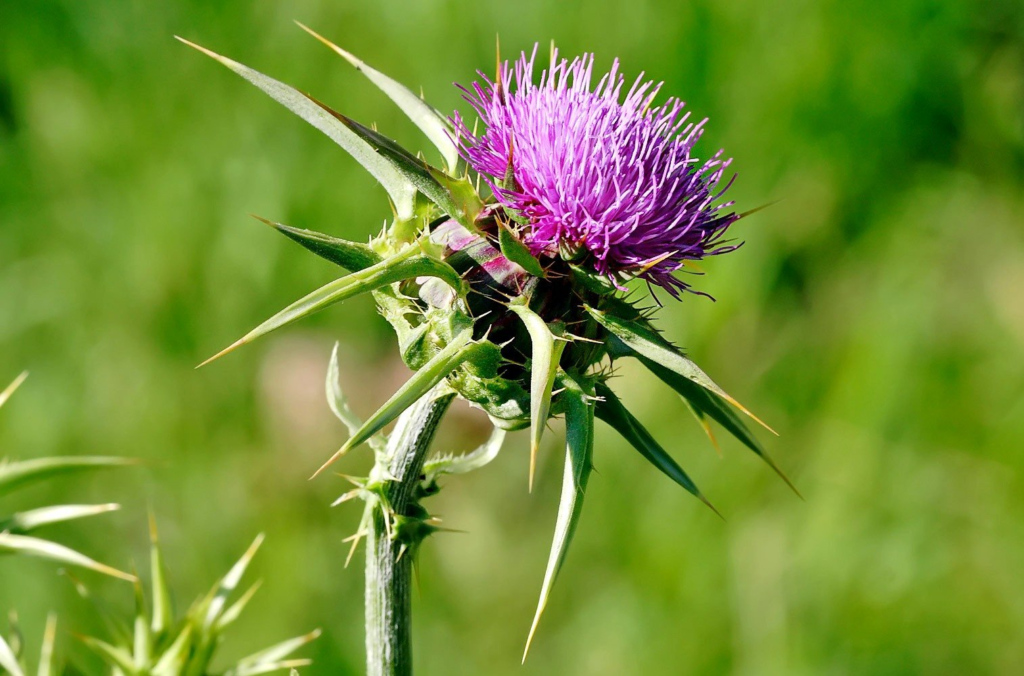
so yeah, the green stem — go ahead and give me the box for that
[365,387,454,676]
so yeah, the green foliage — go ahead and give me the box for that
[294,23,460,174]
[523,372,594,660]
[2,374,313,674]
[173,38,418,221]
[74,525,318,676]
[249,216,382,273]
[0,373,134,581]
[198,242,465,368]
[594,382,719,515]
[507,303,565,491]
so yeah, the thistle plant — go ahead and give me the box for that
[70,522,318,676]
[179,27,795,674]
[0,372,134,582]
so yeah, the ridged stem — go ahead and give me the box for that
[365,387,454,676]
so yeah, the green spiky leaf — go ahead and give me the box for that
[296,23,459,174]
[509,304,565,490]
[230,630,321,676]
[587,305,798,495]
[524,372,594,661]
[327,343,385,453]
[0,533,135,581]
[200,246,463,367]
[584,305,774,433]
[424,426,506,477]
[252,215,381,272]
[314,329,477,476]
[148,516,174,635]
[594,382,719,516]
[80,636,137,674]
[0,457,135,497]
[645,363,800,496]
[177,37,418,219]
[682,396,722,456]
[151,625,192,676]
[0,503,120,534]
[215,580,263,632]
[498,222,546,278]
[328,112,475,228]
[132,578,152,671]
[569,265,618,295]
[201,534,264,630]
[76,526,316,676]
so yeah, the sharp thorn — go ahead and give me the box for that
[195,336,249,369]
[310,443,352,480]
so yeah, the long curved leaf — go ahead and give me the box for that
[509,304,565,491]
[326,112,473,228]
[0,503,120,534]
[0,533,135,581]
[326,343,385,453]
[0,456,135,497]
[584,305,774,433]
[424,426,506,476]
[646,363,801,497]
[594,382,719,516]
[312,329,476,477]
[523,372,593,661]
[176,37,417,219]
[199,247,463,367]
[295,23,459,173]
[681,397,722,456]
[250,215,381,272]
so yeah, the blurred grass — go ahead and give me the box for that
[2,0,1023,673]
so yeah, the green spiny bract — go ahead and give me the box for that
[73,524,318,676]
[0,372,135,582]
[181,26,796,658]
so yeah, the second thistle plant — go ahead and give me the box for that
[73,522,318,676]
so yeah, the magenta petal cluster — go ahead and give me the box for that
[453,47,741,296]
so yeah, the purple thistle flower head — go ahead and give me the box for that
[453,46,741,297]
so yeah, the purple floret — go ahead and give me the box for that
[452,46,741,297]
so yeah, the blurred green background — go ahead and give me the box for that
[2,0,1023,673]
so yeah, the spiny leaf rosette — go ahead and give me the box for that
[181,27,796,660]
